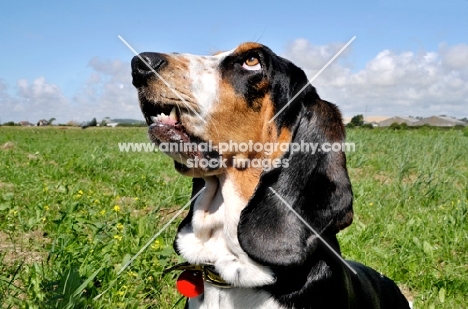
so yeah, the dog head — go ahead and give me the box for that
[132,42,353,269]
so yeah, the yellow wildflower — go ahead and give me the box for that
[114,235,122,241]
[113,205,121,212]
[74,190,83,199]
[151,239,163,250]
[127,271,138,277]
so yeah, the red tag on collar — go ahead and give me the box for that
[176,270,204,298]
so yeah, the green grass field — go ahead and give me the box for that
[0,126,467,308]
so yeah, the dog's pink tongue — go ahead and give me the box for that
[160,117,177,126]
[154,114,177,126]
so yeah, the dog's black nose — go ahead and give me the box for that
[131,52,166,87]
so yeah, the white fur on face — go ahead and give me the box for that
[179,49,234,137]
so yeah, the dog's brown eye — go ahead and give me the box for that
[242,56,261,70]
[245,56,259,66]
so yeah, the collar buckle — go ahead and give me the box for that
[163,262,233,289]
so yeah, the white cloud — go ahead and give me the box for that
[440,43,468,70]
[283,39,468,118]
[17,77,68,103]
[72,57,141,121]
[0,77,71,123]
[282,38,353,85]
[0,58,142,124]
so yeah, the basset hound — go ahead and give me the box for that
[131,42,411,309]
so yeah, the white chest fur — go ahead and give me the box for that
[188,284,285,309]
[176,175,283,308]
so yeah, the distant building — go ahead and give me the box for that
[101,117,112,124]
[343,116,388,125]
[413,116,467,127]
[19,121,34,126]
[379,116,418,127]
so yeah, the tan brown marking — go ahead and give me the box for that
[203,79,267,200]
[204,80,264,149]
[258,94,293,161]
[204,86,294,200]
[227,166,263,201]
[233,42,263,55]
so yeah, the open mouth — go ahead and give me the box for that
[151,105,179,126]
[142,101,222,174]
[145,104,191,146]
[142,102,178,126]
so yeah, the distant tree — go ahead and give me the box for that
[345,122,355,129]
[388,122,401,130]
[80,117,97,129]
[460,117,468,123]
[361,123,374,129]
[48,117,56,125]
[350,114,364,126]
[66,120,80,127]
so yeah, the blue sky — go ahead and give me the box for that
[1,0,467,123]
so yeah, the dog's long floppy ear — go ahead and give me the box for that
[238,69,353,267]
